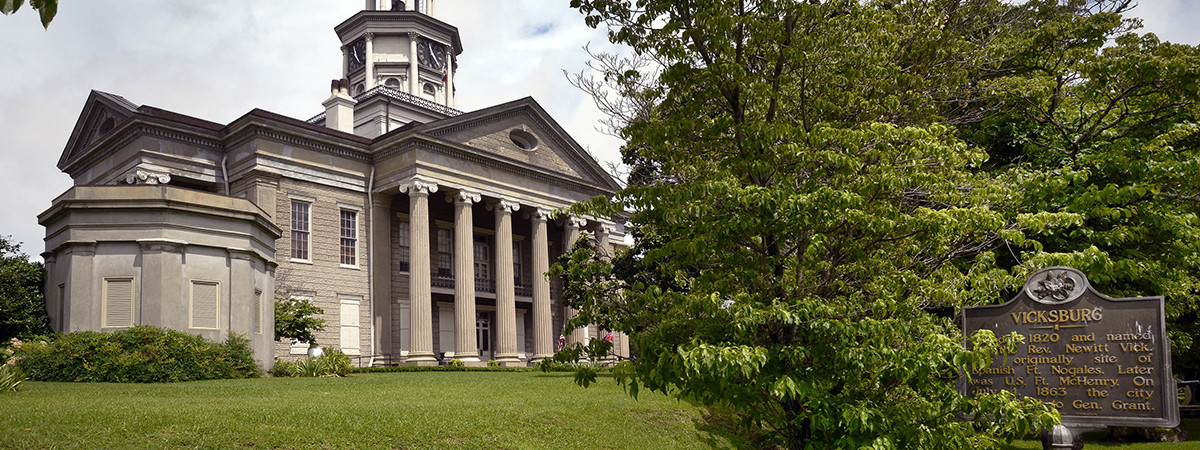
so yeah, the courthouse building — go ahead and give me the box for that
[38,0,627,367]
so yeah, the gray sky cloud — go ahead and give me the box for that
[1,1,1196,260]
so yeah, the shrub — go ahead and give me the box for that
[14,325,260,383]
[487,359,500,368]
[276,348,354,378]
[0,364,24,393]
[447,358,465,368]
[270,360,297,377]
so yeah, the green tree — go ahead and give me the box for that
[1,0,57,28]
[559,0,1059,447]
[957,0,1200,378]
[274,295,325,348]
[0,236,50,341]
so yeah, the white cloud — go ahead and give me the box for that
[0,1,1196,260]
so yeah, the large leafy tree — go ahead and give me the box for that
[0,236,50,341]
[559,0,1061,447]
[958,0,1200,378]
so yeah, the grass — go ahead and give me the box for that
[5,371,1199,449]
[1,371,728,449]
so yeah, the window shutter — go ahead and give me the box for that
[191,281,219,329]
[253,289,263,334]
[103,278,133,327]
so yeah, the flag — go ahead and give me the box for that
[604,332,613,342]
[557,334,565,351]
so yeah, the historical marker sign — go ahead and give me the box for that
[962,267,1179,428]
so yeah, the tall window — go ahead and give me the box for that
[340,209,358,266]
[513,241,523,284]
[397,220,410,272]
[291,200,310,260]
[436,228,452,276]
[473,236,490,281]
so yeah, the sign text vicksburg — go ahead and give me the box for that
[961,267,1179,428]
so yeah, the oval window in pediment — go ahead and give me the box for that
[509,128,538,151]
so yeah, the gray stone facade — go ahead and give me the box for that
[41,1,630,369]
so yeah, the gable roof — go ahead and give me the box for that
[414,97,622,193]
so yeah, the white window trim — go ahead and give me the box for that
[101,277,135,329]
[189,280,221,330]
[339,208,360,269]
[290,198,313,264]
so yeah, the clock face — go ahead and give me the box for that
[348,39,366,72]
[417,38,446,70]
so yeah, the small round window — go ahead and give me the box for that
[509,129,538,151]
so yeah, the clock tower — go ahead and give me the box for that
[324,0,462,138]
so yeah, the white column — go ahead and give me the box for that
[341,47,350,79]
[563,215,588,346]
[452,189,482,363]
[530,207,554,363]
[492,199,521,366]
[399,177,438,365]
[364,33,376,90]
[408,32,420,95]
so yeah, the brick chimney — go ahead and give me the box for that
[322,79,357,134]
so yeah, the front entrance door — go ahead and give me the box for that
[476,312,491,360]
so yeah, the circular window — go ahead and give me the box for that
[354,83,365,95]
[509,129,539,151]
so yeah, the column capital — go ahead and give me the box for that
[448,189,481,205]
[528,207,555,221]
[565,215,588,229]
[490,198,521,213]
[399,176,439,196]
[407,31,420,39]
[365,32,375,41]
[599,222,618,235]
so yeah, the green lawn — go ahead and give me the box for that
[1,371,729,449]
[6,371,1199,449]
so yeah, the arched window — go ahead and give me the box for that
[385,78,401,88]
[423,83,436,96]
[390,1,405,11]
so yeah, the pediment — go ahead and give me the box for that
[58,91,140,170]
[418,98,620,192]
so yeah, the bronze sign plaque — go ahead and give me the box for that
[961,267,1179,428]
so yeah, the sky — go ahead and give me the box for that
[1,0,1199,261]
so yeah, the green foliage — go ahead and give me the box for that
[269,360,297,378]
[13,325,260,382]
[561,0,1086,446]
[487,359,500,368]
[274,295,325,347]
[0,364,24,393]
[278,348,353,378]
[447,358,465,368]
[957,0,1200,379]
[0,236,50,342]
[0,0,57,28]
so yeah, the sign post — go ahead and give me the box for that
[962,267,1178,448]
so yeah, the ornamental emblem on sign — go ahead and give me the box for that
[1033,270,1075,301]
[1024,267,1086,305]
